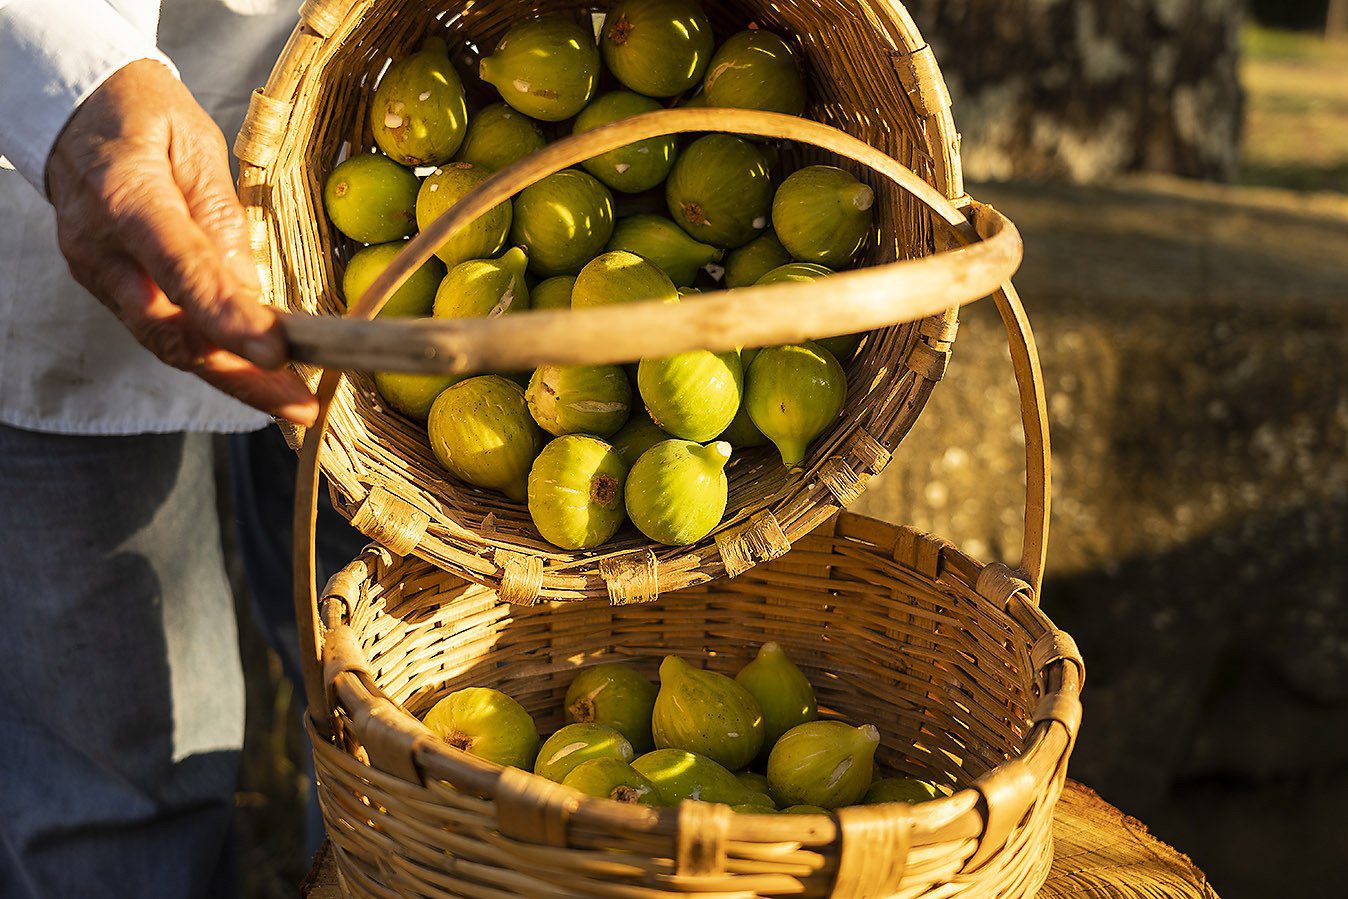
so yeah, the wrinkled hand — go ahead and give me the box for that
[47,60,317,425]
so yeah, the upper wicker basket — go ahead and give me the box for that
[236,0,1023,604]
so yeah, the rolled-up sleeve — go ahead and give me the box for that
[0,0,175,192]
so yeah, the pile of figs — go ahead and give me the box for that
[422,643,943,813]
[323,0,878,551]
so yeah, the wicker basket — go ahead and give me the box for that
[235,0,1025,605]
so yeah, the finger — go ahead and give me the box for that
[186,349,320,427]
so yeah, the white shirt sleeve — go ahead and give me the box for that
[0,0,177,193]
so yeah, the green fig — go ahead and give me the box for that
[631,748,763,806]
[454,102,546,171]
[607,214,721,286]
[534,723,634,782]
[433,246,530,319]
[730,802,776,814]
[736,772,772,796]
[341,242,445,317]
[766,721,879,810]
[532,275,576,310]
[527,435,628,550]
[566,663,659,752]
[511,170,615,276]
[666,135,773,249]
[601,0,714,97]
[370,38,467,166]
[754,263,861,360]
[864,777,941,805]
[416,162,513,266]
[423,687,539,769]
[572,250,679,308]
[480,16,598,121]
[610,408,672,468]
[574,93,678,193]
[373,371,461,422]
[427,375,544,501]
[526,365,632,437]
[679,92,707,109]
[652,655,764,770]
[625,439,729,545]
[746,343,846,470]
[703,31,807,117]
[724,231,791,289]
[735,642,818,752]
[772,165,874,268]
[781,804,829,815]
[563,758,663,804]
[678,286,702,297]
[717,400,768,449]
[323,154,419,244]
[638,350,742,442]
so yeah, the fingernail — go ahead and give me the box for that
[277,397,319,427]
[223,247,262,291]
[243,335,285,369]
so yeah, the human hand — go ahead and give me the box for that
[46,60,317,426]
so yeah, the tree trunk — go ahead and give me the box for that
[1328,0,1348,37]
[906,0,1245,183]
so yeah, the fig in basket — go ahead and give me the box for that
[609,407,672,467]
[723,230,791,289]
[767,721,879,809]
[370,37,468,167]
[423,687,540,770]
[703,30,808,117]
[772,165,875,269]
[323,153,419,244]
[745,342,847,470]
[638,349,743,442]
[755,263,861,361]
[717,399,768,449]
[510,170,615,277]
[432,246,530,319]
[864,777,941,805]
[562,758,662,805]
[571,250,679,308]
[527,436,629,551]
[631,748,770,806]
[624,439,730,546]
[373,371,461,422]
[565,663,659,752]
[574,93,679,194]
[479,15,599,121]
[601,0,714,98]
[606,214,721,287]
[735,771,772,797]
[735,642,818,752]
[526,365,632,437]
[534,723,634,783]
[416,162,513,266]
[428,375,544,502]
[530,275,576,311]
[666,135,773,249]
[341,242,444,317]
[652,655,765,770]
[454,102,545,172]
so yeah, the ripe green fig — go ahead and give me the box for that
[534,723,634,782]
[736,772,772,797]
[755,263,861,360]
[601,0,714,97]
[373,371,461,422]
[772,165,874,268]
[323,154,419,244]
[652,655,765,770]
[423,687,539,769]
[511,170,615,276]
[703,30,807,116]
[735,642,818,752]
[342,242,445,317]
[724,231,791,289]
[746,343,846,469]
[717,401,768,449]
[607,214,721,286]
[631,748,764,806]
[638,350,742,442]
[572,250,679,308]
[666,135,773,249]
[566,663,659,752]
[433,246,530,319]
[454,102,546,171]
[480,16,598,121]
[531,275,576,310]
[563,758,663,804]
[766,721,880,809]
[370,38,467,166]
[427,375,544,501]
[574,93,678,193]
[527,435,628,550]
[864,777,941,805]
[610,408,672,467]
[416,162,513,266]
[781,804,829,815]
[624,439,730,545]
[526,365,632,437]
